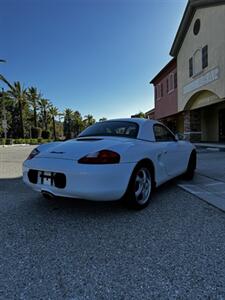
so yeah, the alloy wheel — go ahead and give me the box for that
[134,167,151,205]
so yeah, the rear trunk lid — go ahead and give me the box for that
[37,137,133,160]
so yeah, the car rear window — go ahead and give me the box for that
[79,121,139,139]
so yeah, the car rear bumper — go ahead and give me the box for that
[23,157,136,201]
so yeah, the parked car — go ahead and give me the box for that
[23,118,196,209]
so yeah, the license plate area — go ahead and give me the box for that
[39,171,54,186]
[38,171,66,189]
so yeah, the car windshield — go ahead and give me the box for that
[79,121,139,139]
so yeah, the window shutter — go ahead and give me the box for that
[169,74,174,91]
[174,73,177,89]
[202,45,208,69]
[161,83,163,97]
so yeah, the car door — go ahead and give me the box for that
[153,124,185,178]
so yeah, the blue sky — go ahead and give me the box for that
[1,0,187,120]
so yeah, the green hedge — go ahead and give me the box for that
[0,138,54,145]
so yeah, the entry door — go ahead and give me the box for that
[219,109,225,142]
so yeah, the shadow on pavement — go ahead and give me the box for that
[0,175,179,217]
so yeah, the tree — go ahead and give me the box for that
[73,110,84,137]
[0,74,12,88]
[63,108,73,139]
[49,105,59,140]
[6,81,27,138]
[99,117,107,122]
[27,87,41,128]
[38,98,51,130]
[84,114,96,127]
[131,112,146,119]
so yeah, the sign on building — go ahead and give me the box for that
[183,67,219,95]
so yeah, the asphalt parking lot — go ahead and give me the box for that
[0,146,225,299]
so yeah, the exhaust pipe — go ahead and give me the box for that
[41,190,55,200]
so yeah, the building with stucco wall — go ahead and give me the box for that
[150,0,225,142]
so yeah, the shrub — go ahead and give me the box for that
[31,127,42,138]
[6,138,13,145]
[0,138,6,145]
[41,130,50,139]
[13,139,32,144]
[29,139,38,145]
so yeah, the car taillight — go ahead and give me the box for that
[78,150,120,164]
[27,148,40,160]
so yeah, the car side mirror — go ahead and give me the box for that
[175,133,184,141]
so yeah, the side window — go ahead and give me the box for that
[153,124,175,142]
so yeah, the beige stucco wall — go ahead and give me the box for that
[187,90,223,110]
[201,101,225,142]
[177,5,225,111]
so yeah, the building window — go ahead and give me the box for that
[202,45,208,69]
[155,83,164,100]
[169,73,174,91]
[189,57,193,77]
[193,19,200,35]
[166,79,169,93]
[193,49,202,75]
[174,73,177,89]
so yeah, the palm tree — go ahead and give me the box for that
[27,87,41,128]
[99,117,107,122]
[49,105,59,140]
[38,98,51,131]
[63,108,73,139]
[84,114,95,127]
[132,112,146,118]
[6,81,27,138]
[73,110,84,137]
[0,74,12,88]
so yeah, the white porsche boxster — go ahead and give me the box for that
[23,118,196,209]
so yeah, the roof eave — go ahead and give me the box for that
[170,0,225,57]
[150,58,176,84]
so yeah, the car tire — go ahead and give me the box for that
[124,164,153,210]
[183,151,196,180]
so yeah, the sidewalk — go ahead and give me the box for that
[178,151,225,212]
[195,142,225,152]
[178,174,225,211]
